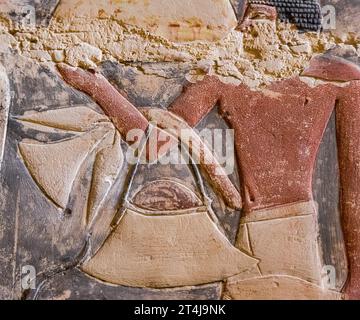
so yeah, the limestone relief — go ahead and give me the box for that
[0,0,359,301]
[0,63,9,172]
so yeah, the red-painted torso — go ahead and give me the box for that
[169,54,360,298]
[58,53,360,298]
[219,78,337,211]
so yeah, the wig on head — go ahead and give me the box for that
[245,0,323,31]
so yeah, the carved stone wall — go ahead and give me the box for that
[0,0,359,300]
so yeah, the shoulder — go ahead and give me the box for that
[184,75,227,89]
[179,75,231,98]
[301,53,360,82]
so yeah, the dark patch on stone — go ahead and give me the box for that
[99,60,188,109]
[230,0,248,22]
[249,0,323,31]
[3,0,59,27]
[32,268,221,300]
[312,111,347,291]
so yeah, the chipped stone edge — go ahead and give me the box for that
[0,63,10,172]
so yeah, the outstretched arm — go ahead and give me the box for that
[57,65,242,209]
[336,80,360,300]
[57,63,149,138]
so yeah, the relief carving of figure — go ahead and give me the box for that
[1,0,359,300]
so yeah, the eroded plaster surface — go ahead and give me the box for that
[0,0,359,301]
[0,0,358,88]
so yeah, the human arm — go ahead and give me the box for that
[57,65,242,209]
[57,63,149,138]
[336,80,360,300]
[168,75,224,127]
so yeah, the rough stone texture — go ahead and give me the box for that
[2,1,353,88]
[249,0,322,31]
[54,0,238,42]
[0,0,59,27]
[224,275,341,300]
[0,63,10,171]
[0,0,359,300]
[321,0,360,36]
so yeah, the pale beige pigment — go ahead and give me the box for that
[0,63,10,171]
[54,0,238,42]
[0,3,358,88]
[17,107,123,220]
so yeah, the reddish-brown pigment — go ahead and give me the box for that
[170,55,360,299]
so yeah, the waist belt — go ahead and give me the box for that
[240,200,316,224]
